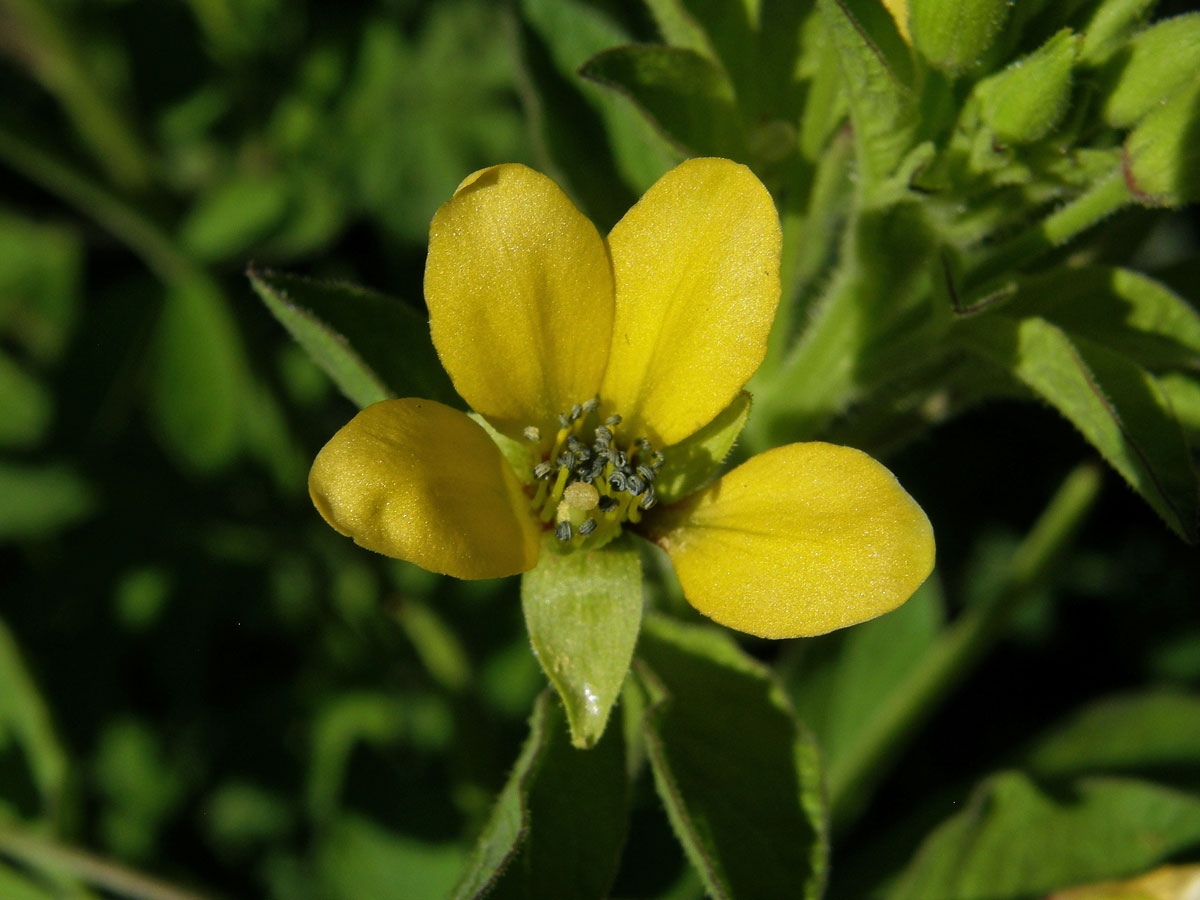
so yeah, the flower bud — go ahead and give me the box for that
[909,0,1012,73]
[1079,0,1155,65]
[1123,74,1200,207]
[976,28,1078,143]
[1102,12,1200,127]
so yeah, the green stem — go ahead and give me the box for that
[826,462,1103,829]
[969,169,1134,285]
[0,0,152,189]
[0,126,194,286]
[0,825,220,900]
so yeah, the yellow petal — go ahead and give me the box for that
[882,0,910,42]
[309,398,540,579]
[650,443,935,638]
[425,164,613,437]
[600,158,781,447]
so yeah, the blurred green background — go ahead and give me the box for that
[1,0,1199,898]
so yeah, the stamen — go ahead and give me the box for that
[533,462,552,480]
[605,414,622,426]
[578,518,597,536]
[555,521,572,541]
[523,426,540,442]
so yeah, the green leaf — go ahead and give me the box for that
[957,315,1199,541]
[580,45,744,158]
[0,615,70,816]
[887,772,1200,900]
[317,815,466,900]
[655,391,751,505]
[817,0,917,187]
[1023,691,1200,781]
[1101,12,1200,128]
[0,211,80,364]
[635,615,828,900]
[820,582,944,804]
[976,28,1078,144]
[0,353,51,449]
[179,172,291,261]
[521,537,642,748]
[149,280,244,472]
[517,0,680,227]
[909,0,1013,73]
[248,266,457,410]
[1157,372,1200,442]
[0,462,94,539]
[452,690,627,900]
[1004,266,1200,371]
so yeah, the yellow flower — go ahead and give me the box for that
[308,158,934,639]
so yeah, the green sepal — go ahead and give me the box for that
[957,314,1199,542]
[975,29,1077,144]
[579,45,744,159]
[909,0,1012,74]
[1101,12,1200,128]
[654,391,751,505]
[817,0,918,188]
[520,536,643,749]
[450,689,627,900]
[1124,73,1200,208]
[887,771,1200,900]
[1002,266,1200,372]
[470,413,535,486]
[1079,0,1155,65]
[248,265,458,410]
[635,615,828,900]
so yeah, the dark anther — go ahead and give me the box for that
[612,450,628,468]
[583,397,599,413]
[626,475,645,496]
[558,413,570,429]
[555,521,573,541]
[636,464,655,483]
[523,426,540,442]
[557,451,576,469]
[533,462,553,479]
[597,495,618,512]
[609,471,628,492]
[570,403,582,421]
[640,486,657,510]
[578,518,597,536]
[596,425,613,442]
[605,414,622,426]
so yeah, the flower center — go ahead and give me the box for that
[524,398,663,550]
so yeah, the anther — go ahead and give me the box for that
[640,486,657,510]
[570,403,582,421]
[605,414,622,426]
[582,397,599,414]
[596,425,613,442]
[636,437,653,452]
[626,475,645,496]
[555,521,572,541]
[557,451,576,469]
[609,471,628,492]
[578,518,597,536]
[597,495,618,513]
[612,450,628,468]
[523,426,540,442]
[558,413,570,429]
[636,464,655,483]
[567,436,584,452]
[533,462,553,479]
